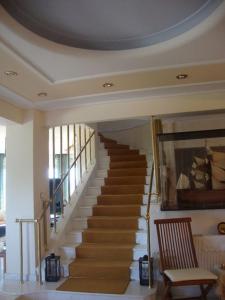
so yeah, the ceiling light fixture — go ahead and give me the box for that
[102,82,114,88]
[37,92,48,97]
[176,74,188,80]
[4,70,18,77]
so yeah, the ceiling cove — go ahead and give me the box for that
[1,0,223,50]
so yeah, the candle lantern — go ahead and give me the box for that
[45,253,61,282]
[139,255,149,286]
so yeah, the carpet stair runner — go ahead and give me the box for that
[58,134,147,294]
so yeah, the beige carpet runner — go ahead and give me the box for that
[58,135,147,294]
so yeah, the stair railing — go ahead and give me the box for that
[51,130,95,232]
[145,162,158,288]
[15,130,95,284]
[16,195,50,284]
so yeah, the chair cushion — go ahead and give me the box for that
[164,268,217,282]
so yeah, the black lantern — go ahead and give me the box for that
[45,253,61,282]
[139,255,154,286]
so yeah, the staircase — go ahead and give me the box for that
[58,135,149,294]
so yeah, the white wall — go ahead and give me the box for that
[100,121,152,155]
[6,119,35,279]
[6,110,48,280]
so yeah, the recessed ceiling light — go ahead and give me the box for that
[37,92,48,97]
[176,74,188,80]
[102,82,114,88]
[4,70,18,77]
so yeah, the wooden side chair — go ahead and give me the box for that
[154,217,217,300]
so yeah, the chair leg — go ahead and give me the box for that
[200,283,215,300]
[163,284,172,300]
[200,285,207,300]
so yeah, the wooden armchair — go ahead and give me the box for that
[154,217,217,300]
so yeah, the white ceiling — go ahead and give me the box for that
[0,2,225,111]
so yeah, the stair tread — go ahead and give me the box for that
[102,184,147,187]
[71,229,146,233]
[93,204,143,208]
[89,216,140,219]
[80,204,145,209]
[83,228,137,233]
[57,278,130,294]
[98,194,144,197]
[77,242,134,249]
[62,242,146,250]
[70,258,131,266]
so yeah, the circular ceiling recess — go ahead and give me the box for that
[1,0,222,50]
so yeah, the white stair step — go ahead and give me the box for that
[138,217,147,230]
[146,167,152,176]
[92,178,105,187]
[61,258,74,277]
[144,185,149,193]
[96,169,108,178]
[130,261,140,280]
[86,186,101,196]
[60,243,80,260]
[71,217,88,230]
[82,195,97,205]
[76,206,93,217]
[98,149,108,156]
[141,205,147,217]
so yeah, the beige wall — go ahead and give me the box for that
[45,91,225,126]
[0,98,24,124]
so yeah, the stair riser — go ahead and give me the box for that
[67,231,147,245]
[110,155,146,162]
[104,177,146,185]
[62,262,140,281]
[93,207,140,217]
[82,232,136,244]
[110,162,147,169]
[101,186,145,195]
[61,244,147,261]
[97,194,148,204]
[87,219,138,229]
[107,149,139,155]
[104,144,129,149]
[76,247,133,260]
[101,185,149,195]
[108,170,146,177]
[71,217,147,230]
[69,265,130,280]
[77,205,147,217]
[97,198,142,205]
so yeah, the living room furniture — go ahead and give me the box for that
[154,217,217,299]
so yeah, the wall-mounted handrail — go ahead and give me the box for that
[15,129,95,285]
